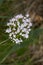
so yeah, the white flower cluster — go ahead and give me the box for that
[6,14,32,44]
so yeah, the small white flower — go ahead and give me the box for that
[24,34,29,38]
[28,29,31,31]
[22,34,28,38]
[13,35,16,38]
[26,19,30,22]
[26,14,29,17]
[27,25,30,28]
[20,24,24,29]
[9,36,12,39]
[23,22,28,27]
[29,22,32,26]
[6,28,11,33]
[6,14,32,44]
[9,32,14,37]
[7,22,11,26]
[20,33,22,35]
[22,19,26,23]
[10,18,15,22]
[15,14,23,19]
[14,39,20,44]
[17,21,20,26]
[22,28,27,32]
[20,38,23,42]
[24,17,26,19]
[26,31,29,34]
[15,27,20,34]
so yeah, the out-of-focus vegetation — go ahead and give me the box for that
[0,0,43,65]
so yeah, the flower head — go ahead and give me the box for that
[6,14,32,44]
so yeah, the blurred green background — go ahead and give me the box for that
[0,0,43,65]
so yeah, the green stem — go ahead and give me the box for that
[0,38,9,45]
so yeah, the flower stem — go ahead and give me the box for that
[0,39,9,45]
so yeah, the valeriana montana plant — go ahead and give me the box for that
[6,14,32,44]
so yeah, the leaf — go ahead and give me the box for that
[0,28,43,64]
